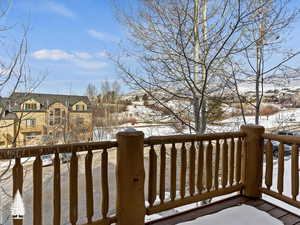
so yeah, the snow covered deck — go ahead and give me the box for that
[147,195,300,225]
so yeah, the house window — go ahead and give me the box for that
[54,117,61,125]
[26,132,37,140]
[76,117,84,126]
[24,103,37,110]
[49,119,54,126]
[76,104,85,111]
[26,119,36,127]
[62,110,66,117]
[54,108,61,116]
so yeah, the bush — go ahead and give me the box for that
[260,104,280,116]
[119,117,138,125]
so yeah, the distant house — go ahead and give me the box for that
[0,92,93,147]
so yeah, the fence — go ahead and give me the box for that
[0,125,298,225]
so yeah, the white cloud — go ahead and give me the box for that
[32,49,107,70]
[46,2,76,18]
[32,49,74,60]
[73,60,107,70]
[74,52,93,59]
[87,29,118,42]
[96,50,109,58]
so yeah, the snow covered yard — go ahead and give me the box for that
[177,205,283,225]
[215,108,300,131]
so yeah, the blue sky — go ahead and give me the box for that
[3,0,125,96]
[2,0,300,97]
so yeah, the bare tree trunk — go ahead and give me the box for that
[193,0,201,133]
[200,0,208,133]
[255,0,265,125]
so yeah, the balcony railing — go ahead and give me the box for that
[20,125,46,133]
[262,133,299,208]
[0,125,298,225]
[0,141,118,225]
[143,132,245,215]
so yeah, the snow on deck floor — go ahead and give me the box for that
[178,205,283,225]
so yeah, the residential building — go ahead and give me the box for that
[0,92,93,147]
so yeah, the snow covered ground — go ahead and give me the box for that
[218,108,300,131]
[177,205,283,225]
[238,79,300,94]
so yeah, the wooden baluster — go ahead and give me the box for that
[206,141,213,192]
[291,144,299,200]
[85,150,94,223]
[222,139,228,188]
[159,144,166,204]
[189,141,196,196]
[277,143,284,194]
[170,143,177,201]
[214,139,220,190]
[241,137,247,189]
[33,155,42,225]
[13,158,23,225]
[102,149,109,219]
[69,151,78,225]
[197,141,204,193]
[53,153,61,225]
[148,145,157,206]
[235,137,242,184]
[265,140,273,190]
[180,142,187,198]
[13,158,23,195]
[229,138,235,186]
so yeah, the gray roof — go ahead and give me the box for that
[6,92,91,112]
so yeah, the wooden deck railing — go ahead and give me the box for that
[261,133,299,208]
[143,132,246,215]
[1,125,299,225]
[1,141,118,225]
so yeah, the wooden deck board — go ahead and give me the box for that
[147,195,300,225]
[280,215,300,225]
[268,208,289,218]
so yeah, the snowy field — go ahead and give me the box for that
[94,108,300,140]
[218,108,300,131]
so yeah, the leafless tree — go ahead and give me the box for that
[111,0,274,134]
[229,0,300,125]
[85,83,97,101]
[0,2,45,222]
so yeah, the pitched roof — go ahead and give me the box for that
[7,92,91,111]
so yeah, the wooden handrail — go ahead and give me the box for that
[144,132,245,145]
[263,133,300,144]
[0,141,117,159]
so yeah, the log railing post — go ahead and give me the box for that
[116,130,145,225]
[240,125,265,198]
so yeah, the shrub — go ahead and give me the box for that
[260,104,280,116]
